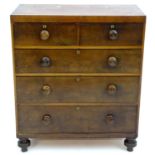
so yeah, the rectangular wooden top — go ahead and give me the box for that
[11,4,146,23]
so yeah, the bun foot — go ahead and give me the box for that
[18,138,31,152]
[124,138,137,152]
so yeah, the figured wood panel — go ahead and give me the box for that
[16,76,140,104]
[15,49,142,74]
[80,23,143,46]
[14,23,77,46]
[18,105,137,133]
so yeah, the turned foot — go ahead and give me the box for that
[124,138,137,152]
[18,138,31,152]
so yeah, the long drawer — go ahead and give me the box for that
[15,49,142,74]
[16,76,140,104]
[18,105,137,134]
[13,23,143,46]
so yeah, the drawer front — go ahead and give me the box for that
[16,77,139,104]
[15,49,142,74]
[13,23,143,46]
[14,23,77,46]
[80,23,143,46]
[18,105,137,133]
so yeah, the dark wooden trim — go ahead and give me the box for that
[17,132,137,139]
[11,15,146,23]
[14,45,143,50]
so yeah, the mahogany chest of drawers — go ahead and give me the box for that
[11,4,146,152]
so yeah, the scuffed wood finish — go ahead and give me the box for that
[80,23,143,46]
[18,105,137,134]
[11,4,146,152]
[13,23,143,46]
[14,45,142,50]
[17,133,137,139]
[14,23,77,46]
[15,49,142,74]
[16,76,140,104]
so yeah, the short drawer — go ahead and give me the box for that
[80,23,143,46]
[16,76,139,104]
[15,49,142,74]
[18,105,137,133]
[13,23,77,46]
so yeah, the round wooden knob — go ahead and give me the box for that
[40,56,51,67]
[106,114,114,124]
[107,84,117,95]
[109,29,118,40]
[40,30,50,40]
[42,114,52,125]
[41,85,51,95]
[107,56,118,67]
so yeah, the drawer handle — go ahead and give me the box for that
[107,84,117,95]
[41,85,51,95]
[42,114,52,125]
[40,56,51,67]
[109,25,118,40]
[40,29,50,40]
[106,114,114,124]
[107,56,118,68]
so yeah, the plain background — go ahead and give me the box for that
[0,0,154,154]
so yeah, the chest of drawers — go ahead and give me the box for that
[11,4,146,152]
